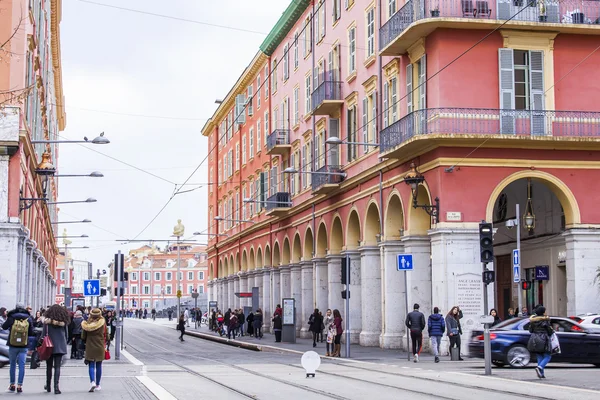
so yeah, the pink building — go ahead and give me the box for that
[204,0,600,354]
[0,0,67,310]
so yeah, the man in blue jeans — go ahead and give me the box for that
[2,302,35,394]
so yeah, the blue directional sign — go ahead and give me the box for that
[512,249,520,283]
[397,254,414,271]
[83,279,100,297]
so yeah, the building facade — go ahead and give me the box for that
[204,0,600,350]
[0,0,66,309]
[123,244,209,311]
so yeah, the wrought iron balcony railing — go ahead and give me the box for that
[266,192,291,211]
[311,80,343,113]
[266,129,291,152]
[311,165,345,192]
[379,0,600,51]
[379,107,600,154]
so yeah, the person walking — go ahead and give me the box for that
[151,308,156,321]
[167,309,173,321]
[405,303,426,362]
[2,302,35,393]
[177,314,186,342]
[427,307,445,363]
[70,310,84,359]
[82,308,107,392]
[184,308,190,327]
[42,305,70,394]
[528,306,554,378]
[272,312,282,342]
[253,309,263,339]
[332,309,343,357]
[309,309,323,348]
[445,306,464,361]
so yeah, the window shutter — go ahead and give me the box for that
[321,2,325,39]
[362,97,368,152]
[260,172,266,208]
[328,49,333,82]
[498,48,516,134]
[328,118,340,166]
[301,146,306,188]
[391,78,398,123]
[347,108,353,162]
[235,94,246,124]
[383,82,389,128]
[529,50,546,136]
[247,85,253,116]
[497,0,511,20]
[371,91,377,147]
[406,63,413,113]
[418,55,426,110]
[290,153,295,195]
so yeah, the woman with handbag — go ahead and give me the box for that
[445,306,464,361]
[324,309,335,356]
[82,308,107,392]
[528,306,554,379]
[42,305,70,394]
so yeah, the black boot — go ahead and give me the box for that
[54,362,61,394]
[45,361,52,392]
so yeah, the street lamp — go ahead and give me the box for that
[214,216,256,224]
[47,198,97,205]
[56,234,89,239]
[283,167,347,178]
[193,232,228,237]
[19,151,56,212]
[403,162,440,224]
[51,219,92,225]
[325,136,380,147]
[31,132,110,145]
[54,172,104,178]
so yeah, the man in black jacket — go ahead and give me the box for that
[405,303,426,363]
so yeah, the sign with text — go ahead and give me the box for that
[282,298,295,325]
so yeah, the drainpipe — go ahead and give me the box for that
[377,0,386,336]
[311,0,316,179]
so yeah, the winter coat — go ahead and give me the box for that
[491,316,502,327]
[81,318,106,362]
[309,313,323,333]
[178,319,186,332]
[427,313,445,337]
[528,315,553,354]
[70,317,83,336]
[274,307,282,317]
[445,315,462,336]
[224,310,231,325]
[405,310,426,332]
[324,315,334,330]
[253,312,263,329]
[272,314,282,330]
[333,316,343,335]
[2,308,35,348]
[43,318,69,355]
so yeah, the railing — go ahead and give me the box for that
[266,192,292,211]
[311,80,343,112]
[267,129,291,151]
[379,107,600,153]
[379,0,600,51]
[311,165,345,192]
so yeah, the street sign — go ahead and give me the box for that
[176,290,182,298]
[535,265,550,281]
[512,249,520,283]
[397,254,414,271]
[83,279,100,296]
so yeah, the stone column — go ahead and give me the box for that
[326,254,343,316]
[253,270,263,310]
[33,250,41,310]
[207,281,213,303]
[238,272,248,307]
[380,240,405,349]
[564,229,600,316]
[16,231,26,304]
[358,246,382,346]
[279,265,291,301]
[233,275,240,309]
[229,277,236,310]
[300,261,314,338]
[262,268,272,330]
[271,268,281,311]
[218,279,225,311]
[290,264,302,336]
[340,250,361,343]
[313,258,328,313]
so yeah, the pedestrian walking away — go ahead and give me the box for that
[253,309,263,339]
[42,304,70,394]
[528,305,554,378]
[82,308,107,392]
[178,314,186,342]
[308,308,323,348]
[70,310,84,360]
[2,302,35,394]
[427,307,445,363]
[405,303,426,362]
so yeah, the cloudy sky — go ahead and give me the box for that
[56,0,288,268]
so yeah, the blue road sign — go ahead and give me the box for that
[397,254,414,271]
[512,249,520,283]
[83,279,100,296]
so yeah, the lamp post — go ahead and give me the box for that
[63,230,73,310]
[47,198,97,205]
[173,219,185,319]
[54,172,104,178]
[19,151,56,212]
[51,219,92,225]
[31,132,110,144]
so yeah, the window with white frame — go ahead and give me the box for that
[165,285,172,295]
[60,271,65,280]
[198,285,205,294]
[242,135,247,164]
[188,285,194,294]
[265,112,269,142]
[264,65,269,98]
[143,301,149,309]
[235,190,240,221]
[235,142,240,170]
[293,87,299,126]
[143,272,150,281]
[198,271,204,280]
[249,127,254,157]
[131,285,138,295]
[178,272,183,281]
[294,31,299,69]
[143,285,150,295]
[388,0,396,18]
[248,179,255,215]
[154,272,161,281]
[348,26,356,74]
[257,75,261,109]
[333,0,341,22]
[366,7,375,58]
[272,59,278,93]
[303,16,312,57]
[270,165,278,196]
[247,84,253,116]
[166,272,172,281]
[153,284,161,295]
[256,120,262,151]
[131,272,138,281]
[188,271,193,280]
[305,74,311,114]
[283,43,289,80]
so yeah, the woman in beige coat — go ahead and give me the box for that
[82,309,106,392]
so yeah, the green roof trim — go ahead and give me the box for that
[259,0,311,56]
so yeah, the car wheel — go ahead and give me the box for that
[492,360,505,367]
[506,345,530,368]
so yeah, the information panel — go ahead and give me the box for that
[282,298,295,325]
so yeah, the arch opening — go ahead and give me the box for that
[364,202,381,246]
[316,222,328,257]
[346,210,361,250]
[385,193,404,240]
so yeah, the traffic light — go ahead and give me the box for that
[100,288,107,296]
[479,222,494,263]
[124,272,129,281]
[341,258,349,285]
[114,253,124,282]
[114,287,124,296]
[482,270,495,285]
[521,280,532,290]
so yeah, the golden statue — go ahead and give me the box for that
[173,219,185,237]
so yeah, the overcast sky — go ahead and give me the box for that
[57,0,288,268]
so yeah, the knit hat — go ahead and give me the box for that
[74,310,83,317]
[90,308,102,317]
[535,306,546,316]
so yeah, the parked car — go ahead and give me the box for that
[468,317,600,368]
[568,313,600,324]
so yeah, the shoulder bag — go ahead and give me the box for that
[36,324,54,361]
[104,326,111,360]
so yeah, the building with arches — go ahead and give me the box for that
[203,0,600,351]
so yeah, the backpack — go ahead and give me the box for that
[9,319,29,347]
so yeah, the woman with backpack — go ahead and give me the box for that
[2,303,35,394]
[82,308,107,392]
[42,304,70,394]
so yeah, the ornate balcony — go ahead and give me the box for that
[380,0,600,56]
[311,80,343,117]
[266,129,291,156]
[311,165,345,195]
[380,107,600,160]
[265,192,292,217]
